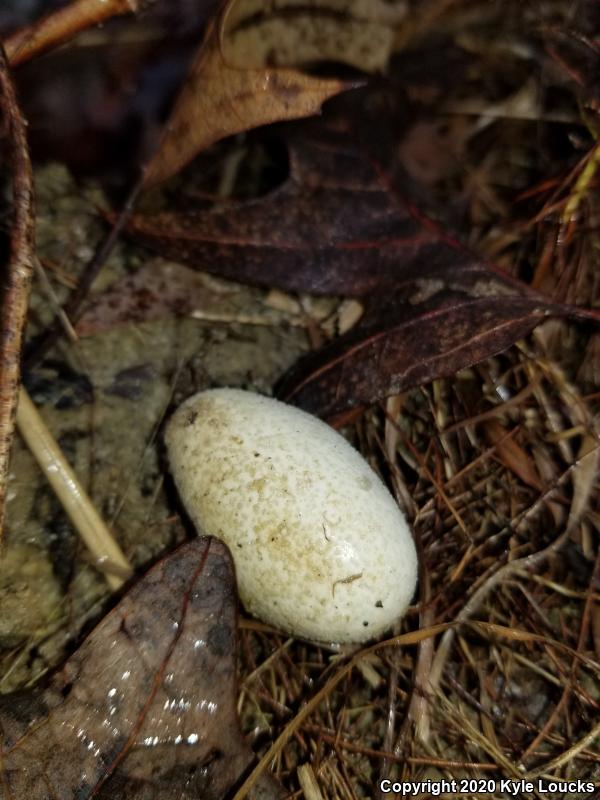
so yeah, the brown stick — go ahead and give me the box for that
[4,0,142,67]
[0,45,35,537]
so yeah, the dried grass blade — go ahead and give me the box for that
[16,387,133,590]
[567,434,600,533]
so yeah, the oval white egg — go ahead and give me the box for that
[166,388,418,644]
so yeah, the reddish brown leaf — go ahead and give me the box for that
[124,87,588,418]
[275,289,566,418]
[129,129,427,295]
[124,105,540,300]
[0,538,283,800]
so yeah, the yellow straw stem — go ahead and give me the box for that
[16,387,133,590]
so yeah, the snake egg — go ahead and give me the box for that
[166,388,418,644]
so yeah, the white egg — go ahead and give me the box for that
[166,388,417,644]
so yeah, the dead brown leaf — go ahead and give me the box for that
[143,0,359,186]
[0,538,283,800]
[122,90,585,420]
[276,293,560,419]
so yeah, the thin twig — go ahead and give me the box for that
[25,176,145,370]
[16,387,133,590]
[4,0,143,67]
[32,257,78,344]
[0,45,34,538]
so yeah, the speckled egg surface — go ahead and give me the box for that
[166,389,417,644]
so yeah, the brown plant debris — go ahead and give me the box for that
[0,1,599,798]
[142,0,360,187]
[0,45,34,536]
[0,538,284,800]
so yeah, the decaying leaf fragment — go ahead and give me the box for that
[0,538,283,800]
[142,0,371,186]
[74,259,302,336]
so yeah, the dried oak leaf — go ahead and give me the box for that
[123,129,568,419]
[122,127,434,296]
[0,538,283,800]
[126,82,586,418]
[143,0,360,186]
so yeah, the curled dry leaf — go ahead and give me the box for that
[0,538,283,800]
[142,0,366,186]
[4,0,150,67]
[0,48,35,536]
